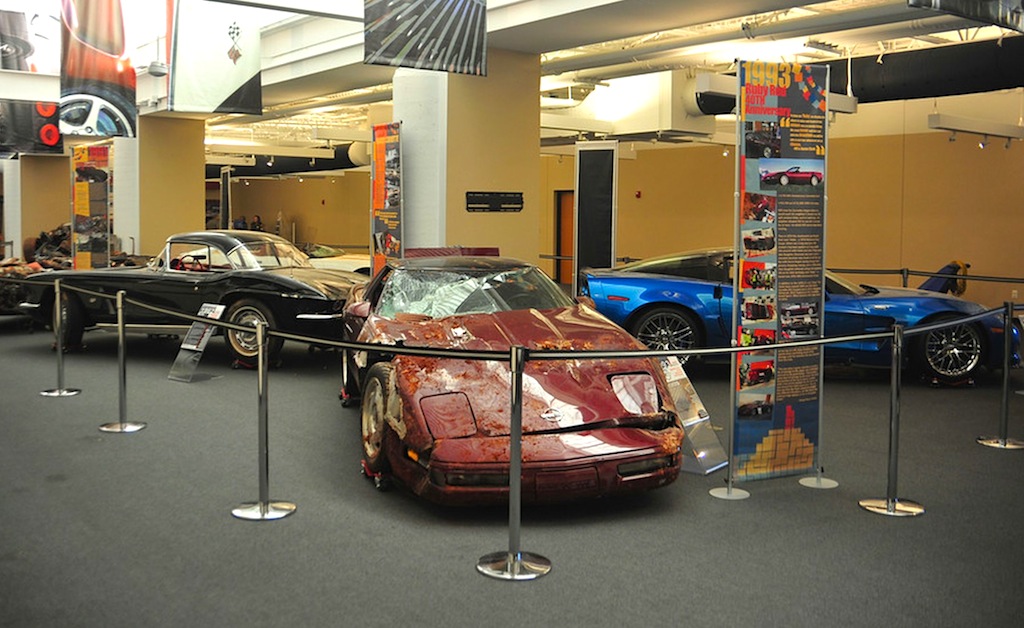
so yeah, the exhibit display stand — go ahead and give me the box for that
[168,303,225,382]
[477,346,551,580]
[232,322,296,521]
[40,280,81,398]
[977,301,1024,450]
[99,291,146,434]
[859,326,924,517]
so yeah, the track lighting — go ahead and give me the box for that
[267,156,274,167]
[948,131,956,142]
[978,135,988,149]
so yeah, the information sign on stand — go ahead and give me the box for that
[168,303,225,382]
[659,356,728,475]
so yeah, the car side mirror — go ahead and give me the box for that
[346,300,371,319]
[577,295,597,309]
[713,285,723,300]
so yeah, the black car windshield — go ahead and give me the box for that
[825,271,869,295]
[376,266,574,319]
[228,241,313,270]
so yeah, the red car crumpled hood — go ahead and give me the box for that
[360,305,679,444]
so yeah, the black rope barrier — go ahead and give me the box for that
[3,272,1023,577]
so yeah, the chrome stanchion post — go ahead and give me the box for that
[977,301,1024,449]
[859,325,924,517]
[41,279,81,397]
[100,291,146,433]
[477,345,551,580]
[233,321,296,521]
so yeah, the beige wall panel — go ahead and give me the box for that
[900,132,1024,307]
[824,135,905,276]
[445,49,540,262]
[138,117,205,254]
[615,146,734,260]
[20,155,70,239]
[229,173,371,250]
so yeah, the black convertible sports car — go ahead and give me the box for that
[19,230,366,364]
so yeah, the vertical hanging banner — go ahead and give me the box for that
[169,0,262,114]
[364,0,487,76]
[573,140,618,295]
[371,122,403,274]
[59,0,137,137]
[733,61,828,481]
[72,144,113,269]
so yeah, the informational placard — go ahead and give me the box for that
[732,61,828,481]
[659,356,728,475]
[169,303,225,383]
[371,121,403,275]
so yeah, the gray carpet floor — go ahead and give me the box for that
[1,315,1023,627]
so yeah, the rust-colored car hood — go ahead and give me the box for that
[360,305,680,450]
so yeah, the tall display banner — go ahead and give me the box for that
[732,61,828,481]
[72,144,113,269]
[170,0,262,114]
[364,0,487,76]
[60,0,137,137]
[371,122,403,274]
[572,140,618,295]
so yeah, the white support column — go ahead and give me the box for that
[2,160,23,259]
[391,68,448,249]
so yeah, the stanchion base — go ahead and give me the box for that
[476,551,551,581]
[709,486,750,500]
[799,476,839,489]
[99,421,147,433]
[40,388,81,397]
[976,436,1024,450]
[858,498,924,517]
[232,501,297,521]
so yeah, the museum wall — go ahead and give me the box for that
[138,117,206,254]
[229,173,371,249]
[20,155,71,242]
[538,124,1024,309]
[444,49,541,261]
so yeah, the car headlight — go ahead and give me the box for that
[610,373,659,415]
[421,392,477,438]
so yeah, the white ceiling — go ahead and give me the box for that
[195,0,1021,161]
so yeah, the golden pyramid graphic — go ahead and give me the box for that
[736,427,815,479]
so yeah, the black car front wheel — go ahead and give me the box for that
[918,315,983,384]
[55,290,86,350]
[225,299,284,364]
[630,306,702,362]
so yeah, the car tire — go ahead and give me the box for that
[810,175,820,186]
[225,299,283,364]
[629,306,702,362]
[917,315,984,384]
[779,174,790,185]
[361,362,396,475]
[762,145,772,158]
[56,290,86,350]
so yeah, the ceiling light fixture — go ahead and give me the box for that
[928,113,1024,144]
[979,135,988,149]
[267,156,274,167]
[948,131,956,142]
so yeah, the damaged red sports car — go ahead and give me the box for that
[341,257,689,505]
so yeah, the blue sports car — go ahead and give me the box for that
[580,248,1018,384]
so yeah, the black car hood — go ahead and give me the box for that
[265,267,362,299]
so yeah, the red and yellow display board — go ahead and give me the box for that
[731,61,828,481]
[371,122,403,275]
